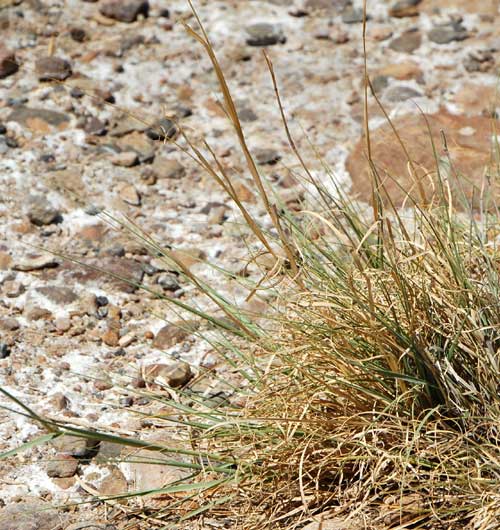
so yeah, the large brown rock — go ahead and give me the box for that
[346,109,497,208]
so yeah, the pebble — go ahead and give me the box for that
[389,30,421,53]
[145,118,177,141]
[69,27,87,43]
[0,318,20,331]
[100,0,150,23]
[119,183,141,205]
[48,393,69,411]
[97,466,128,497]
[0,343,11,359]
[144,361,193,388]
[152,323,191,349]
[110,151,138,167]
[46,454,79,478]
[116,131,155,163]
[84,116,107,136]
[245,23,286,46]
[428,25,468,44]
[7,106,70,130]
[371,75,389,94]
[102,328,120,347]
[157,273,180,291]
[389,0,421,18]
[0,252,12,270]
[3,280,25,298]
[13,254,58,271]
[94,379,113,391]
[26,195,61,226]
[118,331,136,347]
[0,44,18,79]
[464,51,494,73]
[255,148,281,166]
[384,85,423,102]
[36,286,78,305]
[52,435,98,457]
[54,316,71,332]
[151,157,185,179]
[341,8,366,24]
[35,56,72,82]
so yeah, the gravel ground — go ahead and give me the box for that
[0,0,499,528]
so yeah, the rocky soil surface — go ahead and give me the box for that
[0,0,499,528]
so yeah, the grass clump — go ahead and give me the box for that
[2,2,500,529]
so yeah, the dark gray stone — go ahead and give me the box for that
[389,30,421,53]
[246,23,286,46]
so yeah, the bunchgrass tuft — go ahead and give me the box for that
[1,2,499,528]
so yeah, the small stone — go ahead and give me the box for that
[52,435,97,457]
[7,106,70,132]
[246,23,286,46]
[48,393,69,411]
[384,85,423,102]
[35,56,72,82]
[238,106,258,122]
[25,306,53,321]
[118,331,136,347]
[13,254,58,271]
[0,317,20,331]
[97,466,127,497]
[0,44,18,79]
[46,454,79,478]
[0,343,11,359]
[100,0,149,23]
[94,379,113,391]
[144,361,193,387]
[26,195,61,226]
[168,247,207,269]
[389,0,421,18]
[145,118,176,141]
[119,183,141,205]
[255,148,281,165]
[84,116,107,136]
[69,27,87,42]
[110,151,138,167]
[102,328,120,347]
[3,280,24,298]
[157,273,180,291]
[305,0,350,10]
[371,75,389,94]
[428,25,468,44]
[116,131,155,163]
[36,286,77,305]
[342,8,366,24]
[54,317,71,332]
[232,180,255,203]
[152,157,185,179]
[389,30,421,53]
[0,251,12,270]
[96,296,109,307]
[464,51,495,73]
[153,324,191,349]
[377,61,422,81]
[119,396,134,407]
[208,206,228,225]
